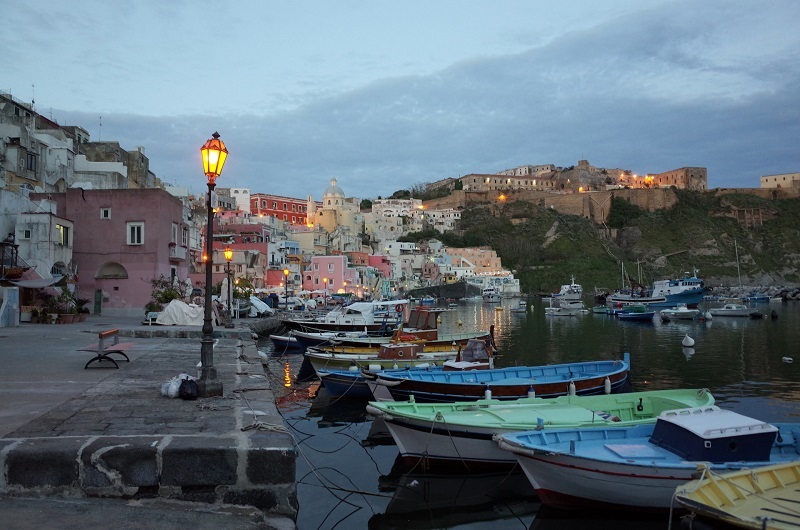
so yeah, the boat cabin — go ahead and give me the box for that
[649,406,778,463]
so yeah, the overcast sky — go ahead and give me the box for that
[3,1,799,200]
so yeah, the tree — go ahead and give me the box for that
[606,196,644,228]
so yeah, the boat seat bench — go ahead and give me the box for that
[77,328,136,369]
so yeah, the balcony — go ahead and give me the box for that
[169,243,187,262]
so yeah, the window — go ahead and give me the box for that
[283,215,287,220]
[182,227,189,246]
[328,263,334,272]
[283,203,287,210]
[127,222,144,245]
[172,223,179,243]
[55,224,70,246]
[292,216,296,223]
[22,229,31,239]
[26,152,37,172]
[292,204,296,211]
[101,208,111,219]
[272,202,277,209]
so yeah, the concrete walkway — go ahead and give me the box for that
[0,314,296,529]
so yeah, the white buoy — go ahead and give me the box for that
[704,311,713,320]
[527,386,536,399]
[604,377,611,394]
[568,381,576,396]
[484,386,492,400]
[782,357,793,363]
[682,334,695,347]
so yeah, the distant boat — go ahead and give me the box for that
[545,299,585,317]
[616,304,655,322]
[606,266,706,308]
[659,303,700,321]
[420,295,436,306]
[543,276,583,303]
[709,300,763,318]
[482,286,501,303]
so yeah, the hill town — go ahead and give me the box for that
[1,90,799,323]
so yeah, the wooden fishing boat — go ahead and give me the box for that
[305,342,460,375]
[497,406,800,510]
[364,353,630,403]
[366,388,715,470]
[675,460,800,530]
[314,338,496,395]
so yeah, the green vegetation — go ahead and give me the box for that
[399,190,800,293]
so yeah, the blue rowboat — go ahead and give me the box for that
[364,353,631,403]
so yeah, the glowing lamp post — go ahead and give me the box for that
[198,132,228,397]
[323,277,328,308]
[283,268,290,311]
[224,246,234,329]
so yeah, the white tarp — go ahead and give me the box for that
[155,300,205,326]
[248,295,275,317]
[220,277,230,309]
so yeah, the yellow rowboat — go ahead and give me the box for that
[675,460,800,529]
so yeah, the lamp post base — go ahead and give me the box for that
[198,335,223,397]
[197,365,223,397]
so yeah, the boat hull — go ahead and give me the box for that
[499,416,800,511]
[317,370,375,399]
[371,356,630,403]
[306,350,457,374]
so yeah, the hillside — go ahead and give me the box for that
[403,190,800,294]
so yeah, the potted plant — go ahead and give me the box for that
[55,290,77,323]
[75,298,91,322]
[29,308,41,324]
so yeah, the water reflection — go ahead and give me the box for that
[369,455,538,529]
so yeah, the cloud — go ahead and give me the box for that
[49,2,800,200]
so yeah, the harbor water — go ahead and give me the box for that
[259,297,800,530]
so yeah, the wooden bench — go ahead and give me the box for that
[78,329,136,369]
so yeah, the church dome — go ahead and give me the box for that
[323,178,345,199]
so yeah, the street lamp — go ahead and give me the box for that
[323,277,328,308]
[198,131,228,398]
[224,246,234,329]
[283,268,290,311]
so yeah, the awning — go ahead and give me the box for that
[10,277,65,288]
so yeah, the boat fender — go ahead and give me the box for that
[484,385,492,400]
[367,364,382,372]
[568,381,576,396]
[416,363,430,369]
[604,377,611,394]
[528,386,536,399]
[637,398,644,412]
[392,363,399,369]
[348,364,359,372]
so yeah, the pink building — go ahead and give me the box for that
[39,188,189,317]
[302,255,357,294]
